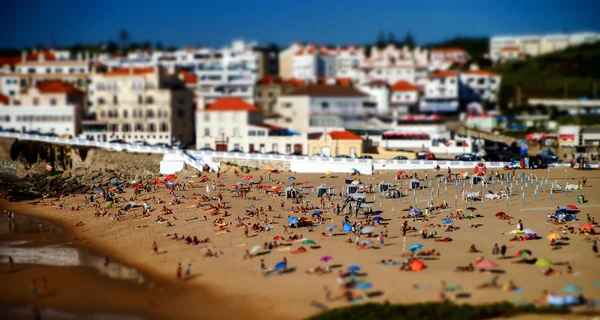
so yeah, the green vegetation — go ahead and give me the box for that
[494,41,600,106]
[308,301,570,320]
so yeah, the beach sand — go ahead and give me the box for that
[1,166,599,319]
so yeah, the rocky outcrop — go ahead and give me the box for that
[213,157,290,172]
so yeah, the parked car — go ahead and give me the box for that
[416,151,436,160]
[109,139,127,144]
[336,155,351,158]
[1,128,19,133]
[455,153,479,161]
[153,143,172,149]
[392,156,408,160]
[131,140,149,146]
[41,132,58,137]
[264,151,281,155]
[358,155,373,159]
[229,149,244,153]
[25,130,41,135]
[198,147,215,152]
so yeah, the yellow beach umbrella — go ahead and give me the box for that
[547,232,561,240]
[325,171,333,175]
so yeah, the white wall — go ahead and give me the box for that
[0,105,77,134]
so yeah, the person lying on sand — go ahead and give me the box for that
[468,244,480,253]
[476,276,500,289]
[417,249,440,257]
[454,263,475,272]
[503,280,518,292]
[435,237,453,242]
[512,258,537,264]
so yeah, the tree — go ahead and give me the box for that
[141,41,152,50]
[387,32,397,47]
[403,32,416,49]
[155,41,164,51]
[376,31,386,49]
[119,29,129,52]
[106,41,119,55]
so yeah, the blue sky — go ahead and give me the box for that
[3,0,599,48]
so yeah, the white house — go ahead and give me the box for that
[271,84,370,133]
[292,45,336,83]
[390,80,419,114]
[358,45,416,85]
[195,97,306,154]
[459,69,501,103]
[430,48,469,65]
[91,67,195,146]
[0,80,84,135]
[358,80,390,115]
[420,71,459,113]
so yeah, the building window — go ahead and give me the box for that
[256,91,262,98]
[146,110,154,118]
[204,113,210,121]
[218,127,225,136]
[160,123,169,132]
[123,110,128,118]
[148,123,156,132]
[321,102,329,108]
[108,124,118,132]
[100,111,106,118]
[122,124,131,132]
[146,96,154,104]
[257,131,266,136]
[97,97,105,105]
[177,109,184,118]
[138,95,143,104]
[284,103,292,108]
[135,124,143,132]
[286,144,292,153]
[50,98,56,106]
[248,130,256,136]
[28,68,35,74]
[233,128,239,136]
[272,143,278,152]
[204,128,210,136]
[46,68,51,74]
[33,98,39,105]
[113,95,118,104]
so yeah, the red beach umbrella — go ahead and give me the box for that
[165,174,176,181]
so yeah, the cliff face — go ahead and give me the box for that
[0,138,163,200]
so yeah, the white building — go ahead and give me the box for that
[91,67,195,146]
[430,47,469,65]
[0,80,83,135]
[490,32,600,63]
[271,84,370,133]
[358,80,390,114]
[459,69,501,103]
[332,46,362,81]
[420,71,459,113]
[358,45,416,85]
[195,97,306,154]
[390,80,420,114]
[291,45,336,83]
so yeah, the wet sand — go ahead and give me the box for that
[1,167,600,319]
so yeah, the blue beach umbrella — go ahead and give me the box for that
[312,210,322,215]
[409,208,422,216]
[288,176,296,181]
[351,168,359,173]
[288,217,299,224]
[373,216,384,221]
[442,218,453,224]
[563,285,582,293]
[342,223,353,232]
[347,265,360,271]
[326,225,338,231]
[361,226,375,234]
[355,282,373,290]
[409,244,423,251]
[111,179,119,184]
[275,261,287,270]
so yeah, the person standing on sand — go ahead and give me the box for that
[593,241,598,257]
[244,225,249,238]
[8,256,13,271]
[492,244,499,257]
[500,244,507,258]
[152,242,158,255]
[324,286,332,301]
[185,263,191,277]
[176,263,183,279]
[517,219,523,231]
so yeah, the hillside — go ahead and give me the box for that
[493,41,600,106]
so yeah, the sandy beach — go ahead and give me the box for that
[1,166,600,319]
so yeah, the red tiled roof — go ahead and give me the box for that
[431,47,465,53]
[501,46,520,52]
[328,130,363,141]
[21,80,83,94]
[464,70,500,77]
[179,70,198,85]
[365,80,389,87]
[104,67,155,76]
[288,84,367,97]
[0,93,9,105]
[26,50,56,61]
[336,78,352,87]
[257,76,307,87]
[390,80,418,92]
[430,70,457,78]
[204,97,260,112]
[0,56,22,66]
[285,78,307,87]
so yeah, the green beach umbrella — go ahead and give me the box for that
[303,239,317,245]
[535,258,552,267]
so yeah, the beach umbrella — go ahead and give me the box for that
[408,244,423,251]
[347,265,360,271]
[535,258,553,267]
[360,239,374,245]
[342,223,353,233]
[243,175,253,181]
[326,225,338,231]
[187,180,195,183]
[312,210,322,215]
[524,229,536,234]
[509,229,525,234]
[408,208,422,216]
[460,171,469,178]
[288,176,296,181]
[565,204,578,210]
[288,217,299,224]
[320,256,333,262]
[325,171,333,175]
[355,282,373,290]
[265,165,274,171]
[581,224,595,230]
[301,181,309,185]
[273,236,283,241]
[547,232,561,240]
[303,239,317,245]
[94,189,102,194]
[108,187,117,192]
[373,216,384,222]
[442,218,453,224]
[111,179,119,184]
[563,285,581,293]
[361,226,375,234]
[396,170,405,175]
[571,223,580,228]
[475,260,499,269]
[351,180,360,185]
[351,168,359,173]
[272,187,282,192]
[516,250,532,258]
[274,261,287,271]
[411,259,426,271]
[250,244,262,255]
[495,212,506,217]
[155,179,163,185]
[165,174,176,181]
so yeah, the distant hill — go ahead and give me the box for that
[492,41,600,106]
[425,37,489,60]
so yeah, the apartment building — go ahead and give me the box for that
[430,47,470,65]
[490,32,600,62]
[271,84,369,133]
[419,70,459,113]
[0,80,84,135]
[292,45,336,82]
[254,75,306,114]
[195,97,306,154]
[358,80,390,115]
[390,80,420,114]
[92,67,194,145]
[358,44,416,85]
[459,70,501,103]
